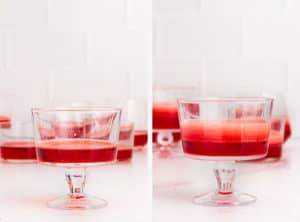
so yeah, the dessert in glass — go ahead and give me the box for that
[118,123,134,161]
[32,107,121,210]
[0,121,36,163]
[117,102,135,161]
[178,97,273,206]
[268,116,284,158]
[0,94,13,129]
[153,86,199,157]
[283,116,291,142]
[0,116,11,129]
[262,92,289,158]
[134,130,148,147]
[133,99,148,151]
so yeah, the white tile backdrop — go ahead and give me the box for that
[0,0,150,129]
[154,0,300,137]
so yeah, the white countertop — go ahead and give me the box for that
[0,150,149,222]
[153,139,300,222]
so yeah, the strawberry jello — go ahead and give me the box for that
[152,102,179,130]
[181,119,270,160]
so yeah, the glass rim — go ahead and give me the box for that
[177,97,274,104]
[31,106,122,113]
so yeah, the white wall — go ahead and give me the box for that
[0,0,150,128]
[154,0,300,137]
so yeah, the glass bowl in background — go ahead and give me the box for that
[0,94,13,129]
[262,92,290,159]
[153,85,199,158]
[118,122,134,161]
[117,100,135,161]
[0,121,36,163]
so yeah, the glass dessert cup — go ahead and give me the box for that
[152,102,181,157]
[267,116,285,159]
[178,97,273,206]
[0,95,13,129]
[117,123,134,161]
[153,86,199,157]
[32,107,121,210]
[131,98,148,151]
[0,116,11,129]
[262,92,291,143]
[0,121,36,163]
[134,129,148,151]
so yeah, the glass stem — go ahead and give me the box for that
[65,168,86,199]
[214,161,236,195]
[157,131,173,148]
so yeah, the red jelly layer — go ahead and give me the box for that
[267,130,283,158]
[36,139,117,163]
[153,102,179,129]
[0,116,11,129]
[181,119,269,157]
[182,140,268,157]
[284,117,291,142]
[1,141,36,160]
[117,148,133,161]
[134,130,148,146]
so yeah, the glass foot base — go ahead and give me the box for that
[2,159,36,164]
[154,149,183,159]
[47,194,108,210]
[192,191,256,206]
